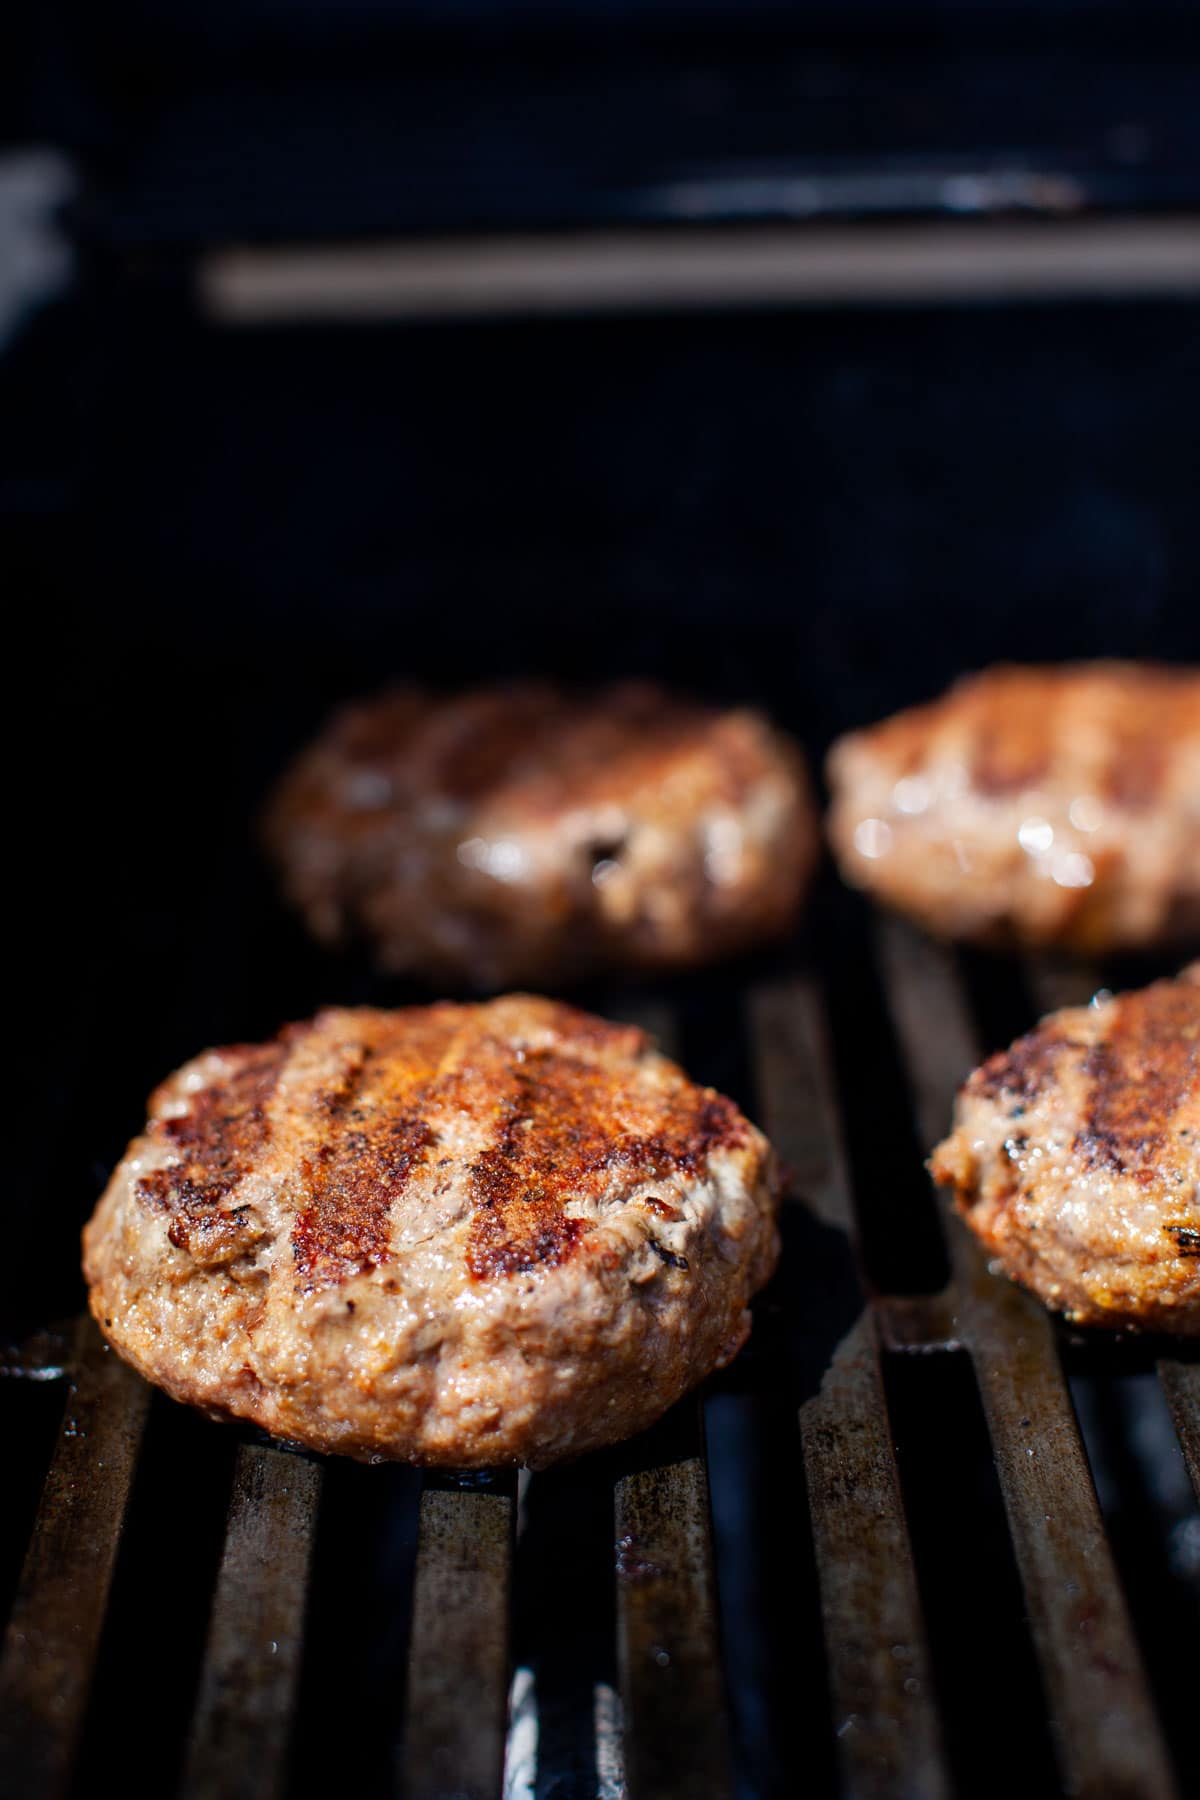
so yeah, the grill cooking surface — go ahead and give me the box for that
[1,891,1197,1800]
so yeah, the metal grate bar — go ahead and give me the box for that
[401,1472,517,1800]
[1158,1361,1200,1506]
[180,1442,324,1800]
[750,980,855,1238]
[750,978,949,1799]
[1025,955,1107,1018]
[609,998,678,1060]
[0,1324,70,1382]
[879,920,1178,1800]
[0,1318,150,1798]
[800,1314,949,1800]
[613,1398,733,1800]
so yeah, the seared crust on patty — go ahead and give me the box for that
[83,997,781,1465]
[827,662,1200,952]
[931,965,1200,1334]
[263,681,817,988]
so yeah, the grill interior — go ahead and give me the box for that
[2,876,1197,1800]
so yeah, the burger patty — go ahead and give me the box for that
[826,662,1200,952]
[263,681,817,988]
[931,965,1200,1335]
[83,996,781,1466]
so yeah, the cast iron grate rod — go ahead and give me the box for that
[1158,1362,1200,1505]
[401,1469,518,1800]
[0,1316,150,1799]
[750,975,949,1799]
[613,1395,734,1800]
[180,1440,324,1800]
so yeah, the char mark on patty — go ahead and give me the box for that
[137,1041,288,1218]
[466,1049,748,1280]
[970,712,1053,797]
[1103,732,1166,810]
[290,1013,458,1292]
[1074,979,1200,1180]
[971,1023,1077,1110]
[168,1205,268,1268]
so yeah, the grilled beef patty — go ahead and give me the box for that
[827,663,1200,952]
[83,997,781,1465]
[931,965,1200,1334]
[264,681,817,988]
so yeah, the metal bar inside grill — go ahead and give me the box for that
[613,1397,733,1800]
[1024,955,1106,1018]
[1158,1361,1200,1506]
[878,919,1179,1800]
[0,1318,150,1799]
[751,977,950,1799]
[401,1471,517,1800]
[800,1314,950,1800]
[180,1441,324,1800]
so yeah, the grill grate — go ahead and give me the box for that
[1,919,1197,1799]
[403,1470,517,1800]
[181,1443,323,1800]
[0,1318,148,1798]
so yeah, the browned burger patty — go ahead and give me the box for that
[263,681,817,988]
[83,997,781,1465]
[827,662,1200,952]
[931,965,1200,1335]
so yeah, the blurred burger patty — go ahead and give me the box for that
[264,681,817,988]
[826,661,1200,952]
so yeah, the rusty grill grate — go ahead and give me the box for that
[1,915,1197,1800]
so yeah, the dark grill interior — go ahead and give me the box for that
[2,876,1197,1799]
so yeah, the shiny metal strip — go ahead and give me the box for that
[751,977,949,1799]
[0,1318,150,1797]
[180,1441,323,1800]
[401,1472,517,1800]
[613,1398,734,1800]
